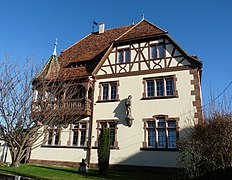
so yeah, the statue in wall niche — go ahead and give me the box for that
[125,95,134,127]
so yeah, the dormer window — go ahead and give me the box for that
[118,49,130,63]
[66,62,87,68]
[150,44,164,59]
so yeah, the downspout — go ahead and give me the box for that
[86,76,96,167]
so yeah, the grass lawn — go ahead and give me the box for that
[0,164,172,180]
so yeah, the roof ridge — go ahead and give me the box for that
[115,21,141,41]
[142,19,167,33]
[104,24,132,32]
[61,33,92,54]
[115,19,167,42]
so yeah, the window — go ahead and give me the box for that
[71,122,88,147]
[96,120,118,148]
[147,121,155,147]
[150,44,164,59]
[110,83,117,100]
[98,81,119,102]
[166,78,174,96]
[156,79,164,97]
[46,126,61,146]
[143,76,177,99]
[157,117,166,148]
[118,49,130,63]
[143,116,179,149]
[102,84,109,100]
[146,80,154,97]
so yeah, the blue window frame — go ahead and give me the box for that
[144,116,178,149]
[118,49,130,63]
[118,51,124,63]
[157,129,166,148]
[100,81,119,101]
[147,121,155,147]
[102,84,109,100]
[146,80,154,97]
[156,79,164,97]
[110,83,117,100]
[157,45,164,58]
[166,79,174,96]
[150,44,164,59]
[144,77,175,98]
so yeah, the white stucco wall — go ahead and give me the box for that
[30,36,200,168]
[31,147,86,162]
[30,126,87,163]
[91,69,196,167]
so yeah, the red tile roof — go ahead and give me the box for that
[116,20,166,42]
[55,24,134,80]
[36,19,201,80]
[58,25,132,67]
[36,55,60,80]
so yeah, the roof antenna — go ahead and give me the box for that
[92,20,98,33]
[53,38,58,56]
[141,14,145,21]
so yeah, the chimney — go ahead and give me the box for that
[99,23,105,34]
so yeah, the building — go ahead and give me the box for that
[30,19,202,168]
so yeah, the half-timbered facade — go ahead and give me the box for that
[30,19,202,168]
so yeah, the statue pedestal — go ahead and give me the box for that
[126,116,134,127]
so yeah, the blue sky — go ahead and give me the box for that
[0,0,231,103]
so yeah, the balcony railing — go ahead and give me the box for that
[32,98,92,117]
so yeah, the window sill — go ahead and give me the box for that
[141,95,178,100]
[117,61,130,65]
[140,147,178,151]
[96,99,120,103]
[150,57,165,60]
[92,146,119,150]
[41,145,88,149]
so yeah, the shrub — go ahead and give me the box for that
[178,100,232,178]
[97,127,110,175]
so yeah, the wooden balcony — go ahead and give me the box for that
[31,98,92,121]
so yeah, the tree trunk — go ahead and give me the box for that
[10,149,22,167]
[11,160,20,167]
